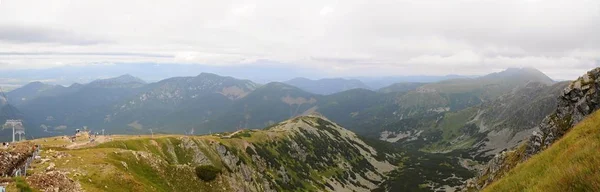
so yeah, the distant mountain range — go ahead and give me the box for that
[0,63,478,92]
[283,77,371,95]
[356,74,475,90]
[3,67,596,191]
[2,68,555,145]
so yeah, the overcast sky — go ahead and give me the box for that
[0,0,599,80]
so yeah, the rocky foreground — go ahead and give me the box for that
[0,142,36,177]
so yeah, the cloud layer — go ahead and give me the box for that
[0,0,599,79]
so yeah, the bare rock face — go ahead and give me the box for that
[475,68,600,189]
[215,144,240,171]
[178,137,211,165]
[526,68,600,157]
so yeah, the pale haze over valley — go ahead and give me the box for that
[1,1,600,192]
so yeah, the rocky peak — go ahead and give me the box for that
[267,114,338,132]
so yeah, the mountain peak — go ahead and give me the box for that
[89,74,146,88]
[113,74,146,83]
[481,67,554,85]
[196,72,223,79]
[18,81,54,90]
[267,114,341,133]
[24,81,46,86]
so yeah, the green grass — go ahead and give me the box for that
[437,108,478,140]
[14,177,36,192]
[421,107,478,152]
[23,116,395,192]
[484,110,600,192]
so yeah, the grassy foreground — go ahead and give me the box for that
[483,110,600,192]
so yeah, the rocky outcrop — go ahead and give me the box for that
[475,68,600,189]
[178,137,211,165]
[527,70,600,154]
[27,171,82,192]
[0,142,36,176]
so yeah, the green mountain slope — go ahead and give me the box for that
[378,82,425,93]
[104,72,258,132]
[482,110,600,192]
[12,115,397,192]
[206,82,319,131]
[376,81,567,156]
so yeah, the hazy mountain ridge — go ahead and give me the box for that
[5,82,66,106]
[357,75,472,90]
[378,82,425,93]
[6,75,149,138]
[284,77,371,95]
[88,74,147,88]
[3,68,556,142]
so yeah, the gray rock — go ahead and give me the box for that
[583,73,592,84]
[239,163,253,182]
[177,137,211,165]
[573,80,582,90]
[277,165,290,183]
[216,144,240,171]
[288,141,307,162]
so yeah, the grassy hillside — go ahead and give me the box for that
[483,110,600,192]
[8,115,397,192]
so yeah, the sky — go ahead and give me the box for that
[0,0,599,80]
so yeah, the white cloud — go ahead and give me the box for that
[231,4,256,16]
[0,0,598,80]
[320,6,334,16]
[407,50,483,66]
